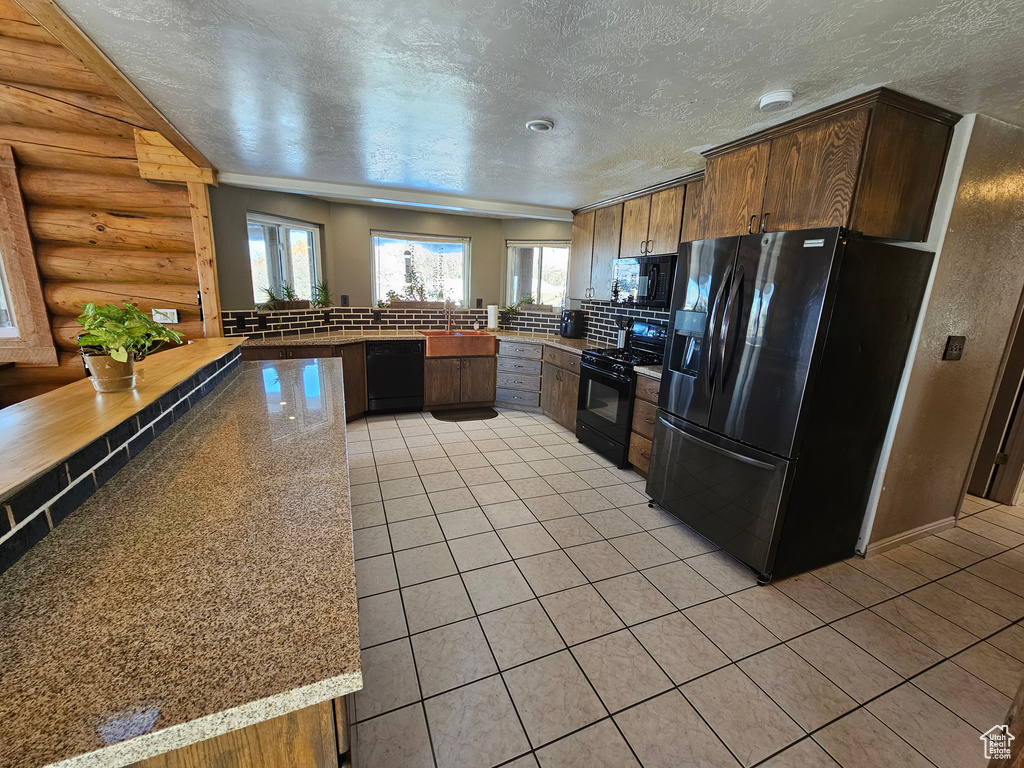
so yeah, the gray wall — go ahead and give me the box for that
[210,185,571,310]
[869,114,1024,545]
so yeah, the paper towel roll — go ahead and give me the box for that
[487,304,499,330]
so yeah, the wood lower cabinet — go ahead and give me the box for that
[461,356,497,403]
[242,345,340,361]
[496,341,543,411]
[425,356,496,407]
[628,374,661,476]
[130,700,339,768]
[541,349,581,432]
[339,343,366,422]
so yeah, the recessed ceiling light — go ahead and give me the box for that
[759,90,794,112]
[526,118,554,132]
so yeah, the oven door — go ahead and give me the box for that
[576,362,636,463]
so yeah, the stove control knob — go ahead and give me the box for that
[613,364,626,373]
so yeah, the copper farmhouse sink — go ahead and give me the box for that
[420,330,497,358]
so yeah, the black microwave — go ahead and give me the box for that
[611,253,676,309]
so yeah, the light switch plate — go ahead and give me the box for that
[152,308,179,324]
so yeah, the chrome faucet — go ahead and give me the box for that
[443,300,455,332]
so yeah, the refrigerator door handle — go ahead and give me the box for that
[706,266,732,395]
[720,265,744,381]
[657,415,776,471]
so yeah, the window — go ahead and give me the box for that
[247,213,321,304]
[0,251,15,337]
[372,232,470,306]
[506,241,570,307]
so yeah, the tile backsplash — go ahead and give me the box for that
[581,300,671,347]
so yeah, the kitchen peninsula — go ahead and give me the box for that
[0,341,361,768]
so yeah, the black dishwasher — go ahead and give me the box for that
[365,340,425,413]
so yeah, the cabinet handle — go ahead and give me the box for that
[748,214,757,234]
[645,417,654,424]
[647,239,654,253]
[640,240,647,255]
[761,212,770,233]
[456,359,461,368]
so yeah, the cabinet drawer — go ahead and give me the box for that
[497,372,541,392]
[628,432,652,474]
[498,341,543,359]
[497,357,542,376]
[543,345,582,374]
[496,387,541,407]
[631,398,658,440]
[635,375,660,404]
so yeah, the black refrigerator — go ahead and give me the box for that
[647,227,932,583]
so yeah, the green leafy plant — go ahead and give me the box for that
[76,302,183,363]
[280,283,298,301]
[311,279,333,308]
[502,292,536,320]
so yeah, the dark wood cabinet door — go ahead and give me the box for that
[700,141,772,239]
[591,203,623,300]
[424,358,461,406]
[287,345,339,360]
[761,107,870,233]
[541,362,558,418]
[648,186,685,254]
[568,210,595,299]
[460,356,496,403]
[619,194,651,258]
[558,370,580,431]
[340,343,366,421]
[680,179,704,243]
[241,346,287,361]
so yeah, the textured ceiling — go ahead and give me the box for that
[57,0,1024,211]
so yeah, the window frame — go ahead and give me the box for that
[370,231,472,307]
[504,239,572,308]
[0,145,57,365]
[245,212,323,304]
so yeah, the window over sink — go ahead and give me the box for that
[372,232,470,307]
[506,241,570,308]
[246,213,321,305]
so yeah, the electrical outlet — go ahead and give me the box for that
[339,294,350,307]
[943,335,965,360]
[372,309,382,323]
[152,308,178,324]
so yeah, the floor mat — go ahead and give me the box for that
[430,407,499,422]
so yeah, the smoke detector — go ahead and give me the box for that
[758,90,794,112]
[526,118,554,132]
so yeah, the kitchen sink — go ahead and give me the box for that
[420,330,497,357]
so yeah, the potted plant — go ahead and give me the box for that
[77,302,183,392]
[311,279,333,308]
[257,284,312,311]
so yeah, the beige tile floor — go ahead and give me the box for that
[347,408,1023,768]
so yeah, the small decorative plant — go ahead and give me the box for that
[256,284,311,311]
[502,292,536,321]
[311,279,333,308]
[77,302,183,392]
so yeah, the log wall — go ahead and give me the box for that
[0,0,204,406]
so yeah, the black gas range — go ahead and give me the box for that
[576,320,667,468]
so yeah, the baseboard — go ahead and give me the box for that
[861,516,957,558]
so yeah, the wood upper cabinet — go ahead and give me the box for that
[760,108,870,232]
[568,209,595,300]
[425,357,461,406]
[339,342,366,422]
[590,203,622,301]
[699,140,772,240]
[461,356,496,403]
[619,195,651,258]
[647,186,686,254]
[680,179,704,242]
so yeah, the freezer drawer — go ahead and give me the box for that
[646,410,793,580]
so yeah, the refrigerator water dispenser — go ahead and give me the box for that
[669,310,707,377]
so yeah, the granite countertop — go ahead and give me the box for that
[635,365,663,380]
[242,329,594,354]
[0,359,360,768]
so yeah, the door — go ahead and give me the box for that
[761,108,870,233]
[648,186,686,254]
[699,141,772,240]
[425,358,461,406]
[577,362,633,444]
[541,361,558,418]
[680,179,704,243]
[591,204,623,300]
[619,195,651,258]
[340,343,366,421]
[568,210,595,299]
[661,236,739,428]
[461,357,496,403]
[646,410,793,579]
[708,229,841,458]
[559,369,580,431]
